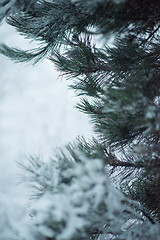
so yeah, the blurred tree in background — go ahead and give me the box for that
[0,0,160,239]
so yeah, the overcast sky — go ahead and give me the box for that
[0,22,91,202]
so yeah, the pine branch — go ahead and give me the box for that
[0,43,50,63]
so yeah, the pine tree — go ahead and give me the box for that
[0,0,160,239]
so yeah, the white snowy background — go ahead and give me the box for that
[0,22,91,217]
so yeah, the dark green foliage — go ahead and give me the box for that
[51,36,160,148]
[1,0,160,62]
[0,43,49,63]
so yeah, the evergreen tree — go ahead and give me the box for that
[0,0,160,239]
